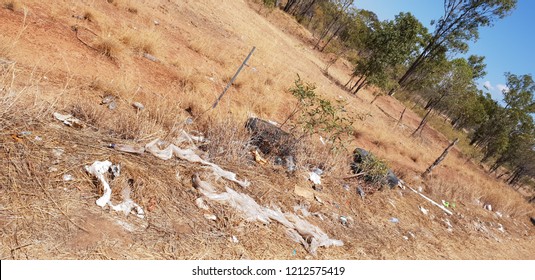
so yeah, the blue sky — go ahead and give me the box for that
[355,0,535,102]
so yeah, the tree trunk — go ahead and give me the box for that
[353,77,367,95]
[396,107,407,126]
[319,24,344,52]
[344,74,356,88]
[411,107,433,137]
[422,138,459,178]
[350,75,365,91]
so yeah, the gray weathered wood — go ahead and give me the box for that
[422,138,459,178]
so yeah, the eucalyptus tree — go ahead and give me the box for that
[389,0,517,96]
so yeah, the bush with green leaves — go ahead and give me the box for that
[284,75,354,150]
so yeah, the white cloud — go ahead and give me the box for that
[483,81,494,90]
[496,84,510,93]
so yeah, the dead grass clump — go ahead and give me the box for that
[94,35,122,60]
[292,135,352,177]
[82,10,95,22]
[120,28,161,55]
[3,0,18,11]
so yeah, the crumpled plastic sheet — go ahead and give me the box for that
[194,175,343,255]
[85,160,145,219]
[145,138,250,188]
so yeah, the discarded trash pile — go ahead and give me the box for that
[246,117,296,171]
[85,128,342,255]
[351,147,400,190]
[85,160,145,219]
[192,174,343,255]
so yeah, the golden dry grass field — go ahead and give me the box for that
[0,0,534,259]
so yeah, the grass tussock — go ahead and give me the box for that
[119,27,161,55]
[94,35,123,60]
[2,0,18,11]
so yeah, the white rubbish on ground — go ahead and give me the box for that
[85,160,145,219]
[53,112,84,128]
[484,204,492,211]
[195,197,210,210]
[194,174,343,255]
[62,174,74,181]
[204,213,217,220]
[109,143,145,155]
[145,138,249,188]
[309,172,321,185]
[419,205,429,215]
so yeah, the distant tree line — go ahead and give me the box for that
[263,0,534,187]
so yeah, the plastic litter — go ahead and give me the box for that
[389,217,399,223]
[195,197,209,210]
[293,204,311,217]
[342,184,350,191]
[18,131,31,137]
[340,216,348,226]
[194,175,343,255]
[62,174,74,181]
[252,150,267,165]
[231,236,239,243]
[110,164,121,179]
[484,204,492,211]
[145,138,249,188]
[53,112,84,128]
[419,206,429,215]
[309,172,321,185]
[109,143,145,155]
[356,185,365,199]
[285,156,296,172]
[143,53,159,63]
[132,102,145,111]
[52,148,64,158]
[312,167,323,176]
[204,213,217,220]
[84,160,145,218]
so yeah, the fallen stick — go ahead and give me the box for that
[401,181,453,215]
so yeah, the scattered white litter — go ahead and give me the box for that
[85,160,145,219]
[145,138,249,187]
[484,204,493,211]
[419,205,429,215]
[53,112,84,128]
[85,160,113,207]
[204,213,217,220]
[62,174,74,181]
[194,175,343,255]
[195,197,210,210]
[231,236,239,243]
[309,172,321,185]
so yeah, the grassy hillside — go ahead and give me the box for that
[0,0,534,259]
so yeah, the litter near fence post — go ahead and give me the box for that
[85,160,145,219]
[401,181,453,215]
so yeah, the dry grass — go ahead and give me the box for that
[2,0,18,11]
[119,27,162,55]
[94,34,123,60]
[1,0,534,260]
